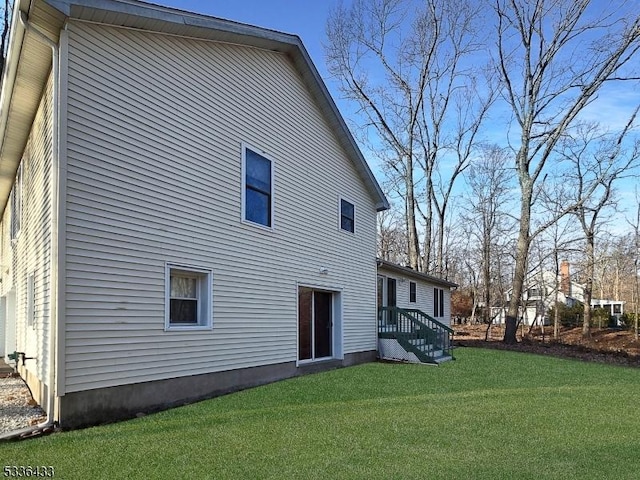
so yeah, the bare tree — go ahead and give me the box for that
[326,0,493,273]
[377,208,408,264]
[461,145,514,324]
[412,0,495,276]
[494,0,640,343]
[542,219,581,339]
[560,113,640,337]
[326,0,427,269]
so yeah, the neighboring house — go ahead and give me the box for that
[493,260,624,326]
[0,0,389,429]
[376,260,457,364]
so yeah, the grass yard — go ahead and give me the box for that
[2,348,640,479]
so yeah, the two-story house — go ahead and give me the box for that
[0,0,390,429]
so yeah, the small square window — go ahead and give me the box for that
[165,264,213,330]
[340,199,355,233]
[243,146,273,228]
[409,282,416,303]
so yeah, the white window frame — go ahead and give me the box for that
[338,196,356,234]
[241,143,275,230]
[164,263,213,331]
[296,282,344,366]
[11,164,23,241]
[434,287,444,318]
[409,281,417,303]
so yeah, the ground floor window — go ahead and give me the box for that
[434,287,444,318]
[165,264,213,330]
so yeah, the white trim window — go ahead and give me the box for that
[165,264,213,330]
[339,198,355,233]
[242,145,274,228]
[10,164,23,240]
[409,281,417,303]
[434,287,444,318]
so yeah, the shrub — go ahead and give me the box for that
[621,313,639,330]
[547,301,584,327]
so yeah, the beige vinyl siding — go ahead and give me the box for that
[0,73,53,383]
[64,21,377,392]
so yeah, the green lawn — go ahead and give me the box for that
[2,348,640,479]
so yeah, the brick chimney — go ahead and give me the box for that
[560,260,571,295]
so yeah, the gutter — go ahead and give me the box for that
[0,0,27,216]
[0,10,61,441]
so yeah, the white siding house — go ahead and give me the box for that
[377,260,456,325]
[0,0,388,429]
[376,260,457,364]
[492,261,625,326]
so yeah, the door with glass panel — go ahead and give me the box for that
[298,287,333,361]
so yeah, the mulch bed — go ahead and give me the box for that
[454,324,640,368]
[455,338,640,368]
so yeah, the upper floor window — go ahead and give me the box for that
[243,146,273,228]
[340,199,355,233]
[409,281,416,303]
[527,288,541,298]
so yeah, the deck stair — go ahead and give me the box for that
[378,307,454,364]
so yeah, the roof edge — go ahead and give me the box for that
[0,0,388,214]
[32,0,388,211]
[0,0,30,216]
[376,259,458,288]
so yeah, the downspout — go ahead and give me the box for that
[0,11,61,440]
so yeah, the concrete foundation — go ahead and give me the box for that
[19,363,49,413]
[57,350,377,429]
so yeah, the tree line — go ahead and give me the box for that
[325,0,640,342]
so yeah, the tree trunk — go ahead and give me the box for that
[504,181,532,344]
[405,156,420,270]
[483,236,491,325]
[435,215,445,276]
[634,262,640,341]
[422,181,433,273]
[422,225,432,273]
[582,234,594,338]
[553,253,560,340]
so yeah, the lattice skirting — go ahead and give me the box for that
[378,339,421,363]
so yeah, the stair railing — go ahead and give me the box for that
[378,306,454,359]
